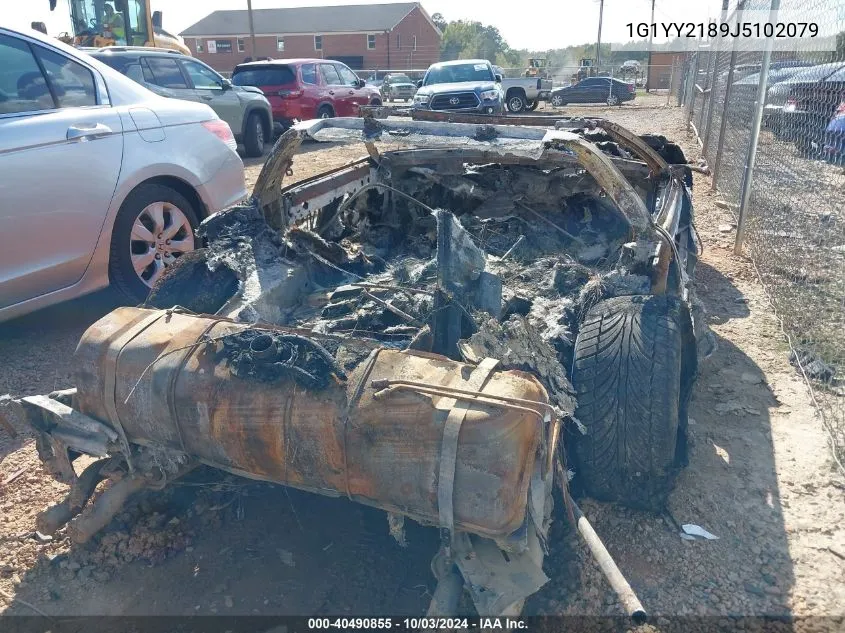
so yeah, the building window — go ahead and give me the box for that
[237,38,245,52]
[276,36,285,52]
[196,39,203,53]
[413,36,417,51]
[367,34,376,50]
[396,33,401,50]
[314,35,322,51]
[215,40,232,53]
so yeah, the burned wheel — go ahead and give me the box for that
[109,184,199,303]
[571,295,684,511]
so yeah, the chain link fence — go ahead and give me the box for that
[679,0,845,468]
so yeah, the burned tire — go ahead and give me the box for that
[571,294,683,511]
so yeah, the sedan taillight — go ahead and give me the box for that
[202,119,237,152]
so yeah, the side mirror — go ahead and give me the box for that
[31,21,48,34]
[416,80,423,88]
[357,78,366,88]
[494,73,503,83]
[221,79,233,91]
[152,11,163,29]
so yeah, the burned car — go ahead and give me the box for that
[2,113,708,618]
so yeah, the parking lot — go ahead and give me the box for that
[1,98,843,625]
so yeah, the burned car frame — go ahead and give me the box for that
[2,113,706,620]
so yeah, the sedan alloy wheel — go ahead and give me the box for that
[130,201,195,288]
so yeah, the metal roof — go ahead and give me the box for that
[181,2,420,37]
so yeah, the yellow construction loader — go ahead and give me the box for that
[45,0,190,54]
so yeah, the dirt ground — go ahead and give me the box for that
[1,99,844,626]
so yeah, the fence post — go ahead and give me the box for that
[701,0,731,157]
[666,61,676,106]
[711,0,746,191]
[686,51,700,127]
[734,0,780,254]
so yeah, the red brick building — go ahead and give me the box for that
[180,2,441,74]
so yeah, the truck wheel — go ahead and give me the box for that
[507,92,526,113]
[571,295,684,511]
[242,112,265,158]
[526,100,538,111]
[109,184,200,303]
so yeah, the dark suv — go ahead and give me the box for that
[232,59,382,128]
[92,48,272,157]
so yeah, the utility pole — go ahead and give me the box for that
[246,0,257,58]
[646,0,655,91]
[596,0,604,70]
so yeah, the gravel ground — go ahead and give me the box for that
[1,99,844,627]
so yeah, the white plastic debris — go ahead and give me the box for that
[681,524,719,540]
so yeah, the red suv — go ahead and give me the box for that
[231,59,382,128]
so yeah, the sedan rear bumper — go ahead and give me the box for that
[199,148,247,214]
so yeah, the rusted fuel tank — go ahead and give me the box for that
[72,307,549,538]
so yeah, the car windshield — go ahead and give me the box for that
[424,63,493,86]
[233,65,295,87]
[388,75,412,84]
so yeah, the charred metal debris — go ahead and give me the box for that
[2,114,711,620]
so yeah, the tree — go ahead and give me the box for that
[439,19,520,68]
[431,12,447,32]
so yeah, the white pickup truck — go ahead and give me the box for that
[493,65,554,112]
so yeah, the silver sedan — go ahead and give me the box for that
[0,26,247,323]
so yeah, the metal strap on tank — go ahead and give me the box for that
[340,347,383,500]
[166,319,223,455]
[104,310,170,472]
[437,357,501,536]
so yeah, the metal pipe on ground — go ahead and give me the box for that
[573,499,647,623]
[557,462,646,623]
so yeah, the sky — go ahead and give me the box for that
[6,0,726,51]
